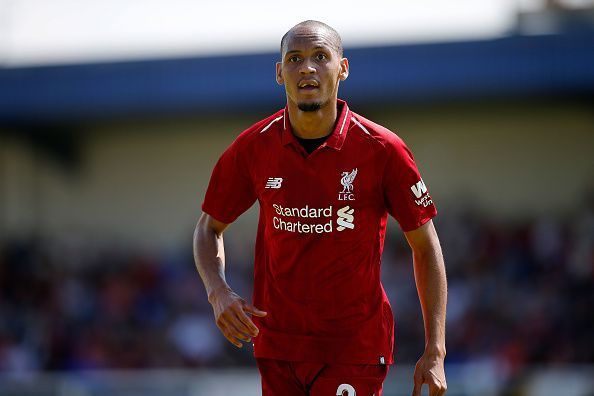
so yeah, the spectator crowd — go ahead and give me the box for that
[0,197,592,380]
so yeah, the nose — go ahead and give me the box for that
[299,59,316,75]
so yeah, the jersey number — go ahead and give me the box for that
[336,383,356,396]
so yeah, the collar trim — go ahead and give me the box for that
[281,99,350,151]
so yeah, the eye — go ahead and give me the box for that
[288,55,300,63]
[316,53,328,61]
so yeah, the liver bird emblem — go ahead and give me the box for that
[340,168,358,193]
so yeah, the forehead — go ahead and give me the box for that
[283,27,339,55]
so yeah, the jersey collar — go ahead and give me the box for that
[281,99,351,151]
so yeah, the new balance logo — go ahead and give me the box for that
[410,179,428,198]
[265,177,283,189]
[336,206,355,231]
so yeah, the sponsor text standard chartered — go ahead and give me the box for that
[272,203,354,233]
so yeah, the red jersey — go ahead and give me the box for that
[202,99,436,365]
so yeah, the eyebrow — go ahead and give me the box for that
[284,46,328,56]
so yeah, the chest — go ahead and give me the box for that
[251,143,382,210]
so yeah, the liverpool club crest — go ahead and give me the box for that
[338,168,357,201]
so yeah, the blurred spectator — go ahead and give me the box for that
[0,194,593,379]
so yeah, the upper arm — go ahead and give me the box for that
[381,136,437,232]
[196,212,230,236]
[201,137,257,225]
[403,219,441,255]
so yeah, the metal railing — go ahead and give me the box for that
[0,365,593,396]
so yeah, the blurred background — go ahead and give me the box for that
[1,0,593,395]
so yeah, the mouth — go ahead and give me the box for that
[298,80,320,90]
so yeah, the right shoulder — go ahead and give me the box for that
[231,109,285,149]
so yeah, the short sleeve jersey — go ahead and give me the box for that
[202,99,437,365]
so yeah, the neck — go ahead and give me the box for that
[287,98,338,139]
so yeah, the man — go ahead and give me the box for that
[194,20,447,396]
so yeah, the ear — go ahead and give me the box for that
[275,62,284,85]
[339,57,349,81]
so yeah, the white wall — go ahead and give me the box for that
[1,100,592,248]
[369,100,594,218]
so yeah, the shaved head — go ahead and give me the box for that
[280,20,343,58]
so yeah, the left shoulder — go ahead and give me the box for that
[348,112,409,153]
